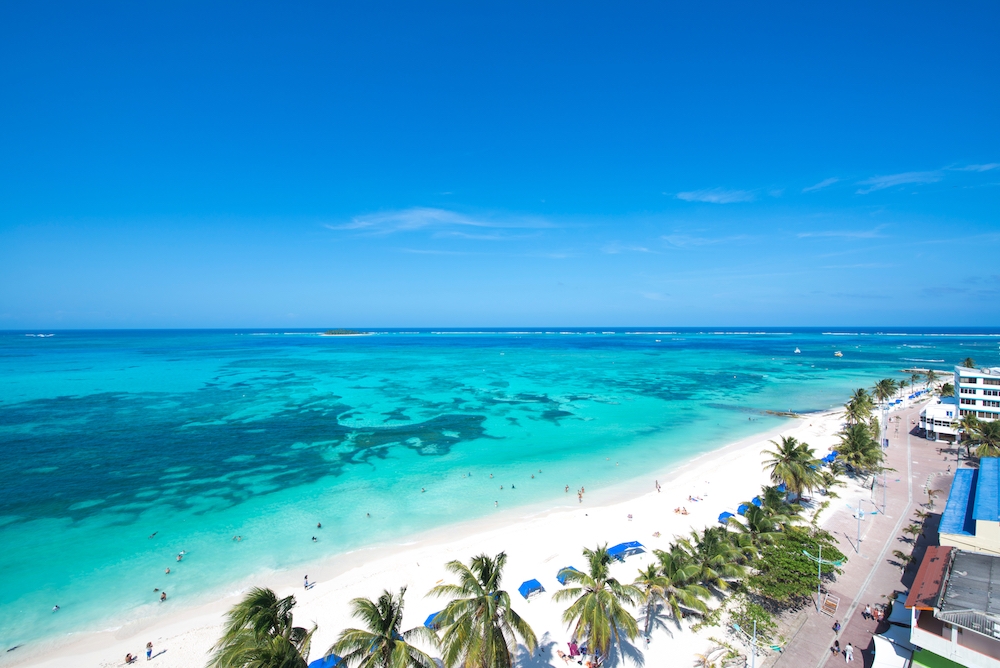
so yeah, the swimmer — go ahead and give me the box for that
[539,469,542,473]
[366,512,370,517]
[531,474,534,479]
[421,488,426,493]
[490,474,493,478]
[317,522,322,529]
[494,500,498,508]
[160,591,167,602]
[500,485,503,490]
[565,485,570,493]
[311,536,317,542]
[165,568,170,574]
[176,554,182,562]
[52,605,60,612]
[511,484,515,489]
[148,532,157,539]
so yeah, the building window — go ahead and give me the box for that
[961,388,978,394]
[961,377,980,384]
[985,401,1000,408]
[961,398,977,405]
[985,390,1000,397]
[986,378,1000,386]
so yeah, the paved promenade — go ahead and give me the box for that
[771,399,955,668]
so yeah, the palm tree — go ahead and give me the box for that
[653,547,711,621]
[873,379,898,406]
[913,509,930,521]
[836,423,884,474]
[844,388,874,426]
[761,436,821,498]
[329,588,436,668]
[678,527,747,592]
[208,587,314,668]
[970,421,1000,459]
[729,503,789,546]
[926,370,939,390]
[963,357,977,369]
[925,488,942,509]
[910,373,922,393]
[892,550,914,569]
[903,524,922,543]
[427,552,536,668]
[553,545,640,665]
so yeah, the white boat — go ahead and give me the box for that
[794,347,801,354]
[834,351,844,357]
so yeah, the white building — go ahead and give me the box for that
[921,397,961,442]
[957,365,1000,422]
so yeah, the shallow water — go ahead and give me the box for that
[1,328,996,651]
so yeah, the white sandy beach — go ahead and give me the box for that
[16,411,850,668]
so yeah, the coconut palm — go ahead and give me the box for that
[913,509,930,521]
[970,420,1000,459]
[427,552,536,668]
[926,370,939,390]
[903,524,922,543]
[925,488,942,508]
[553,545,640,665]
[677,527,747,592]
[910,373,921,393]
[329,588,435,668]
[653,547,711,620]
[836,423,883,474]
[729,503,789,547]
[873,379,898,406]
[892,550,914,568]
[844,389,874,427]
[633,563,708,637]
[963,357,977,369]
[761,436,821,498]
[208,587,315,668]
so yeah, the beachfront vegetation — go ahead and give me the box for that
[939,382,954,397]
[746,526,844,605]
[873,379,898,406]
[553,545,641,664]
[329,587,436,668]
[836,423,884,474]
[966,418,1000,458]
[761,436,821,497]
[428,552,537,668]
[963,357,976,368]
[208,587,315,668]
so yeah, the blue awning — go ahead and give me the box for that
[424,611,443,629]
[518,579,543,599]
[608,541,645,560]
[751,496,762,507]
[776,483,787,493]
[309,655,342,668]
[718,511,735,524]
[737,503,749,515]
[556,566,580,585]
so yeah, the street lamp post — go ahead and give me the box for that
[803,544,844,612]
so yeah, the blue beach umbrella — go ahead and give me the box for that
[737,503,749,515]
[424,611,443,629]
[309,655,342,668]
[518,579,543,599]
[718,511,735,524]
[556,566,580,585]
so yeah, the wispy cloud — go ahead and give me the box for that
[602,242,652,254]
[676,188,755,204]
[661,234,748,248]
[798,225,887,239]
[325,207,552,235]
[803,177,839,193]
[641,292,668,301]
[952,163,999,172]
[398,248,471,255]
[855,171,941,194]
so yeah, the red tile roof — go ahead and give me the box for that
[905,546,954,610]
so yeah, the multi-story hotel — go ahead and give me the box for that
[920,365,1000,441]
[957,365,1000,421]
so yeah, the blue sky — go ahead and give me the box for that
[1,2,998,328]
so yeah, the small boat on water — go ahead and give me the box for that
[834,351,844,357]
[794,347,801,354]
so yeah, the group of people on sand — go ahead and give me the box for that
[673,507,690,515]
[556,640,591,666]
[124,641,154,663]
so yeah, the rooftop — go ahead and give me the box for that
[940,468,978,537]
[937,551,1000,638]
[977,459,1000,523]
[906,546,954,611]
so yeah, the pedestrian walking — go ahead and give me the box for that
[833,619,841,635]
[832,640,840,655]
[845,643,854,663]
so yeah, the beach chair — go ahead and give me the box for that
[821,594,840,616]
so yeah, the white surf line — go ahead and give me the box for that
[810,406,916,668]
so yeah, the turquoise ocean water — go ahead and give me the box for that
[1,328,998,653]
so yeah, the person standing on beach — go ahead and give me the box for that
[146,641,153,660]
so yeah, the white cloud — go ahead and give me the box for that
[803,177,839,193]
[676,188,755,204]
[325,207,551,235]
[602,242,652,254]
[855,171,941,194]
[798,226,887,239]
[661,234,748,248]
[953,163,999,172]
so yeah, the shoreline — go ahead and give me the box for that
[11,408,847,668]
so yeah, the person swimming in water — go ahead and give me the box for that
[160,592,167,602]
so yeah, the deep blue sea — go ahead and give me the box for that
[1,328,998,653]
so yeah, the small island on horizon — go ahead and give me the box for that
[321,329,370,336]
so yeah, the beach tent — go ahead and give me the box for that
[309,655,342,668]
[871,635,911,668]
[518,579,543,599]
[887,601,911,627]
[751,496,762,507]
[776,483,787,493]
[556,566,581,585]
[424,611,443,630]
[737,503,750,515]
[608,541,645,560]
[718,511,735,524]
